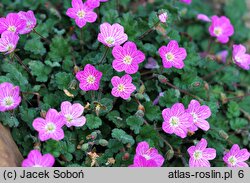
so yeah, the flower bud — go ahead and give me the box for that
[158,75,168,84]
[40,110,47,118]
[219,130,229,140]
[122,152,130,161]
[139,85,145,94]
[99,139,109,147]
[91,132,98,140]
[74,65,80,74]
[81,143,89,151]
[135,110,145,118]
[166,149,174,160]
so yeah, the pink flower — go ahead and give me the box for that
[216,50,228,63]
[0,82,21,112]
[158,40,187,69]
[197,14,211,22]
[66,0,97,28]
[18,10,37,34]
[159,12,168,23]
[0,31,19,54]
[98,22,128,47]
[86,0,108,9]
[112,41,145,74]
[0,13,26,34]
[186,100,211,132]
[180,0,192,4]
[232,44,250,70]
[111,74,136,100]
[60,101,86,127]
[209,16,234,44]
[162,103,193,138]
[188,138,216,167]
[32,109,65,141]
[223,144,250,167]
[76,64,102,91]
[130,141,164,167]
[22,150,55,167]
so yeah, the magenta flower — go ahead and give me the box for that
[186,100,211,132]
[66,0,97,28]
[98,22,128,47]
[33,109,65,141]
[162,103,193,138]
[216,50,228,63]
[0,82,21,112]
[60,101,86,127]
[180,0,192,4]
[197,14,211,22]
[232,44,250,70]
[112,41,145,74]
[188,138,216,167]
[0,13,26,34]
[159,12,168,23]
[86,0,108,9]
[130,141,164,167]
[209,16,234,44]
[111,74,136,100]
[22,150,55,167]
[18,10,37,34]
[76,64,102,91]
[158,40,187,69]
[0,31,19,54]
[223,144,250,167]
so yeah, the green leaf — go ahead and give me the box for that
[24,38,46,56]
[29,61,52,82]
[48,36,71,62]
[111,128,135,145]
[230,118,248,130]
[19,106,37,129]
[143,101,162,121]
[226,101,240,119]
[0,112,19,127]
[55,72,73,90]
[86,114,102,130]
[126,116,144,134]
[106,110,126,128]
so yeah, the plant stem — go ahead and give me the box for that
[143,119,174,151]
[202,64,227,80]
[226,93,250,101]
[80,28,84,52]
[137,20,160,40]
[99,46,110,64]
[163,79,203,102]
[33,29,51,44]
[22,91,41,107]
[13,53,32,75]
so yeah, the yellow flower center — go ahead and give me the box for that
[45,123,56,133]
[214,27,222,36]
[87,75,96,84]
[166,52,174,61]
[77,10,86,19]
[228,156,237,166]
[123,55,133,65]
[3,96,14,107]
[8,26,16,32]
[105,37,115,45]
[117,84,125,92]
[65,114,73,122]
[170,116,179,127]
[193,150,202,160]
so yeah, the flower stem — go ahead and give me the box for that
[99,46,110,64]
[13,53,32,75]
[202,64,228,80]
[22,91,41,107]
[137,20,160,40]
[80,28,84,52]
[163,79,203,102]
[33,29,51,44]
